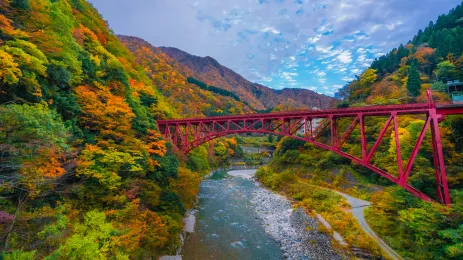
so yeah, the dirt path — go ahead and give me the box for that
[333,191,403,260]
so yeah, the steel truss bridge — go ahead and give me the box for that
[157,90,463,205]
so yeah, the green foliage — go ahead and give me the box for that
[10,0,30,10]
[45,210,128,260]
[0,102,70,150]
[2,250,37,260]
[276,137,306,155]
[187,77,242,103]
[406,62,421,97]
[187,146,210,175]
[157,191,186,215]
[77,145,143,190]
[432,81,448,91]
[437,61,457,80]
[210,169,228,180]
[152,153,180,185]
[439,224,463,257]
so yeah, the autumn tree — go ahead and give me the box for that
[0,103,70,250]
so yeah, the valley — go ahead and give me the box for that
[1,0,463,259]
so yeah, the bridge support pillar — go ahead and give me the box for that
[429,110,451,206]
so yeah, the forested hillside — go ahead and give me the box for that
[260,2,463,259]
[159,46,334,110]
[0,0,213,258]
[338,3,463,106]
[118,35,253,117]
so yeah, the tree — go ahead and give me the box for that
[0,103,70,250]
[360,69,377,87]
[45,210,128,259]
[436,61,456,80]
[407,62,421,97]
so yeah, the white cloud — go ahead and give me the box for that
[357,54,366,62]
[337,50,353,64]
[91,0,463,93]
[317,71,326,77]
[386,21,403,31]
[261,26,280,34]
[315,45,334,54]
[308,35,321,44]
[342,76,355,82]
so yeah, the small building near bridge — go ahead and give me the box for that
[445,80,463,102]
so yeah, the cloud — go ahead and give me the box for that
[308,35,321,44]
[89,0,462,97]
[262,26,281,34]
[337,50,353,64]
[342,76,355,82]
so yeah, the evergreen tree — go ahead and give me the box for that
[397,44,410,60]
[428,32,438,48]
[407,62,422,97]
[448,34,459,55]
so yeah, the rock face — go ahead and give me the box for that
[251,184,346,260]
[159,46,335,110]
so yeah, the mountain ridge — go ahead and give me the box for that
[157,45,334,110]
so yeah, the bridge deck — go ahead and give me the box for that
[156,99,463,205]
[158,103,463,125]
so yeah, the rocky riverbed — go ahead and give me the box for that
[177,169,345,259]
[251,180,344,260]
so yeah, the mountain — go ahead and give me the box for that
[159,46,334,110]
[118,35,253,117]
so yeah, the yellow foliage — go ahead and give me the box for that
[0,49,22,84]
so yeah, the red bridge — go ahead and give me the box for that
[157,90,463,205]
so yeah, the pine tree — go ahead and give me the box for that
[407,62,422,97]
[428,32,437,48]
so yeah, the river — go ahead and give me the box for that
[181,170,343,260]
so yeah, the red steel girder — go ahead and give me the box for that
[157,96,463,205]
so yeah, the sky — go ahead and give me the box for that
[89,0,462,96]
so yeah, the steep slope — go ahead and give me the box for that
[118,35,253,117]
[159,46,334,109]
[0,0,209,258]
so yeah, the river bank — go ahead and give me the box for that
[170,169,345,259]
[250,180,344,259]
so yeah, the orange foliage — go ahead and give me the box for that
[72,28,85,46]
[146,130,166,157]
[0,14,26,39]
[75,85,135,141]
[20,147,66,196]
[120,37,251,117]
[367,80,403,104]
[108,199,173,255]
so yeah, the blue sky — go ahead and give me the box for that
[89,0,462,96]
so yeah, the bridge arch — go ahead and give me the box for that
[158,99,463,206]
